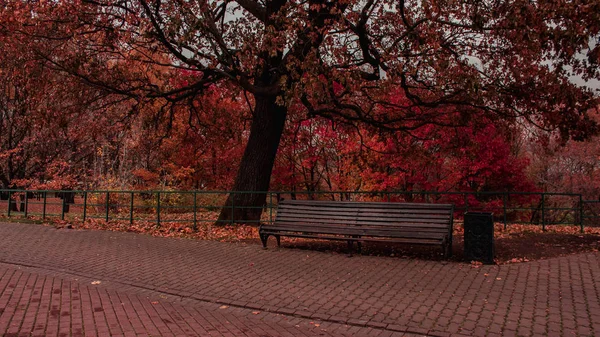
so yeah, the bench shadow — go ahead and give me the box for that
[262,237,463,262]
[252,232,600,264]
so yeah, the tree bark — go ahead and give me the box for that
[217,95,287,225]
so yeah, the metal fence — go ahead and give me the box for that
[0,189,598,231]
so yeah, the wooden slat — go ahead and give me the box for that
[278,204,452,215]
[263,228,446,240]
[274,217,450,228]
[276,210,450,221]
[275,218,449,229]
[279,205,451,214]
[262,222,448,234]
[277,207,451,219]
[261,232,443,245]
[277,206,357,216]
[282,199,453,207]
[261,228,445,240]
[355,209,451,217]
[276,213,450,223]
[261,227,446,239]
[281,200,453,209]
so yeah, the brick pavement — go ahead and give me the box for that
[0,262,408,337]
[0,222,599,336]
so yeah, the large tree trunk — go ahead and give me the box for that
[217,95,287,225]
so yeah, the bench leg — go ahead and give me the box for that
[443,242,452,259]
[357,241,362,254]
[260,234,268,249]
[276,235,281,247]
[347,240,353,257]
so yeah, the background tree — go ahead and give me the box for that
[0,23,128,195]
[525,110,600,199]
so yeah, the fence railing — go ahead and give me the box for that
[0,189,598,231]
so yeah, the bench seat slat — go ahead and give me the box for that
[276,212,450,224]
[273,217,450,228]
[262,222,449,232]
[260,228,446,240]
[259,232,444,245]
[262,223,448,234]
[276,209,452,220]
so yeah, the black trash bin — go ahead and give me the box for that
[464,212,495,264]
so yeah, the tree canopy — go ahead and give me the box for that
[1,0,599,222]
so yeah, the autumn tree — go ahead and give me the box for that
[123,86,249,190]
[272,106,537,197]
[525,108,600,199]
[0,22,129,195]
[4,0,600,223]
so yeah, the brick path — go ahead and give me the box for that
[0,222,599,336]
[0,263,405,337]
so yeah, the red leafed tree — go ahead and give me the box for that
[4,0,600,223]
[273,107,537,197]
[0,23,128,194]
[122,86,249,190]
[526,108,600,199]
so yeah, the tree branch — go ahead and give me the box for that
[235,0,267,22]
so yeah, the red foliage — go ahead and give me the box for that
[1,0,599,205]
[525,109,600,199]
[272,101,537,199]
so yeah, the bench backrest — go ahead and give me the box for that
[274,199,454,235]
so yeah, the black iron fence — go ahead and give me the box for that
[0,189,598,231]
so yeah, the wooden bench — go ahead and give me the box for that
[259,199,454,258]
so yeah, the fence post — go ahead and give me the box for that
[82,192,87,222]
[105,191,110,222]
[156,192,161,227]
[269,192,273,224]
[24,191,28,218]
[61,195,66,220]
[541,194,545,231]
[7,191,11,217]
[130,192,134,225]
[42,191,47,220]
[579,194,584,233]
[231,192,235,225]
[503,193,507,230]
[193,191,197,231]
